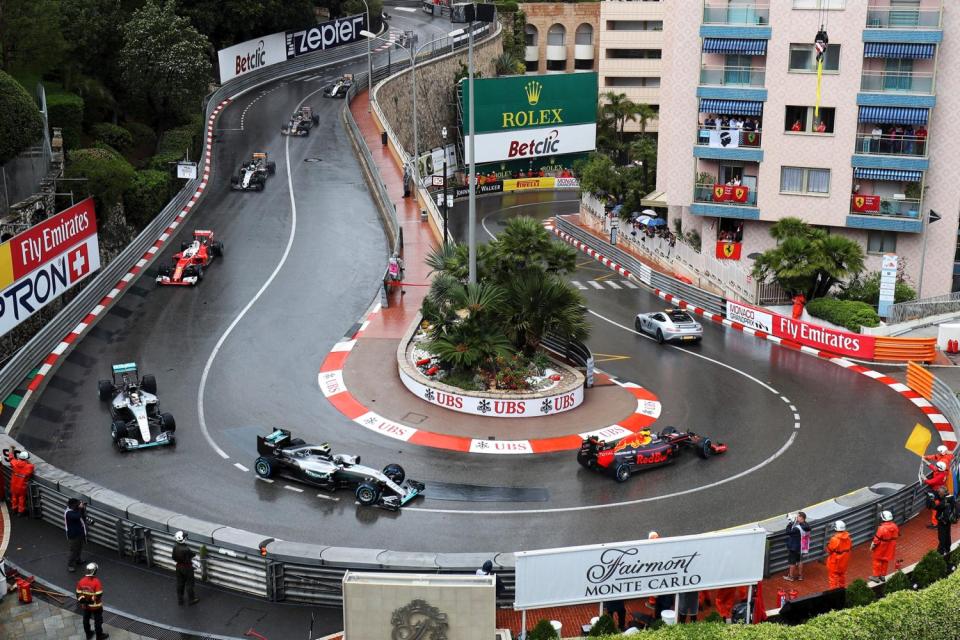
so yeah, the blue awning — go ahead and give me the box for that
[858,106,928,125]
[864,42,936,59]
[853,167,923,182]
[702,37,768,56]
[699,98,763,117]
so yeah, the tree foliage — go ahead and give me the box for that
[751,217,866,299]
[839,271,916,306]
[0,72,44,164]
[0,0,66,75]
[175,0,320,50]
[120,0,211,129]
[66,147,135,210]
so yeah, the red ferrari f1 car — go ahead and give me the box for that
[156,230,223,286]
[577,427,727,482]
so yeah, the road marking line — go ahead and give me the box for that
[256,477,274,484]
[793,413,801,421]
[790,405,797,412]
[316,493,340,502]
[780,396,790,403]
[284,485,304,493]
[234,463,249,472]
[587,280,604,289]
[621,280,638,289]
[606,281,622,289]
[570,280,587,290]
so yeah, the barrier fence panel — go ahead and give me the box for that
[888,291,960,325]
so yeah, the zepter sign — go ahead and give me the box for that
[217,32,288,83]
[285,14,366,58]
[0,198,100,337]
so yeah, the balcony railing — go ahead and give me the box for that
[695,182,758,206]
[866,7,942,29]
[860,71,934,94]
[850,195,922,218]
[793,0,845,9]
[702,2,769,25]
[699,66,766,87]
[854,133,928,157]
[696,128,763,148]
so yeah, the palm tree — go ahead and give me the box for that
[811,234,866,298]
[769,217,815,243]
[502,272,589,354]
[427,323,514,372]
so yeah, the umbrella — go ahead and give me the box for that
[641,209,657,216]
[636,216,653,226]
[648,218,667,227]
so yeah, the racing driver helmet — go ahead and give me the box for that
[880,510,893,522]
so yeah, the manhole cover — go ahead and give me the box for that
[304,157,322,163]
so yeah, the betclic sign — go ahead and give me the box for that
[217,15,366,83]
[464,124,596,164]
[461,73,598,134]
[514,529,767,609]
[0,198,100,337]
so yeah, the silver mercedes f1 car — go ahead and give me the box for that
[97,363,176,451]
[254,429,424,510]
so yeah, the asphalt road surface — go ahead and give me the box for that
[13,29,921,553]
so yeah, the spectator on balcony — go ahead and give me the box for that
[893,125,905,154]
[729,116,741,130]
[916,125,927,154]
[871,124,883,153]
[880,126,893,154]
[704,114,717,128]
[904,125,916,155]
[720,115,730,129]
[743,118,756,132]
[791,119,802,132]
[815,120,826,134]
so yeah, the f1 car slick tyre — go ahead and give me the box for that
[98,380,114,402]
[355,483,381,506]
[160,412,176,433]
[656,329,665,344]
[254,457,274,478]
[615,464,631,483]
[698,437,714,459]
[141,374,157,395]
[382,464,405,484]
[266,161,276,175]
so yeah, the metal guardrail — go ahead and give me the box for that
[888,291,960,325]
[541,333,594,388]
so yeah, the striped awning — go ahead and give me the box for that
[699,98,764,117]
[702,37,768,56]
[858,106,928,125]
[853,167,923,182]
[864,42,936,59]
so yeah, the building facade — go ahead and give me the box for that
[522,3,600,75]
[654,0,957,297]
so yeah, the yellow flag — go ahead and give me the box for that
[814,59,823,118]
[904,423,932,457]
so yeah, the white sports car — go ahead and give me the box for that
[635,308,703,344]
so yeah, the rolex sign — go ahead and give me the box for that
[461,73,597,163]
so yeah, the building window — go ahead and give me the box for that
[606,20,663,31]
[525,24,538,47]
[868,231,897,254]
[606,49,662,59]
[788,44,840,72]
[780,167,831,194]
[784,106,835,133]
[604,77,661,88]
[575,24,593,45]
[547,24,565,46]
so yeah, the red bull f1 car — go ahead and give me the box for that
[577,427,727,482]
[156,230,223,286]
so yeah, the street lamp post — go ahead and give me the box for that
[441,126,449,245]
[359,0,373,106]
[467,22,477,284]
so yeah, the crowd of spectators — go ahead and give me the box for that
[865,123,927,155]
[702,114,762,132]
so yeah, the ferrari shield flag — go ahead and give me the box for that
[715,241,742,260]
[905,423,932,457]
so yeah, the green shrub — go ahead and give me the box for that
[0,71,44,164]
[588,614,617,636]
[123,169,172,231]
[949,545,960,569]
[845,578,876,608]
[527,619,558,640]
[46,91,85,150]
[912,550,948,589]
[806,297,880,332]
[123,122,158,150]
[883,570,912,595]
[157,118,204,163]
[840,271,916,306]
[66,147,135,209]
[703,611,723,623]
[92,123,134,151]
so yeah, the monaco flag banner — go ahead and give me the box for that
[0,198,100,337]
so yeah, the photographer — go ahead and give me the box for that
[65,498,89,573]
[783,512,811,582]
[927,486,958,557]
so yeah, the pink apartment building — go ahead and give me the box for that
[652,0,958,296]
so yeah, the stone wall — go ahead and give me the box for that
[376,29,502,157]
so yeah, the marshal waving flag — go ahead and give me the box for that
[0,198,100,337]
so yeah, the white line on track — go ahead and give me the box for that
[394,6,417,11]
[234,463,249,472]
[256,477,274,484]
[284,485,305,493]
[480,200,580,241]
[316,493,340,502]
[197,86,327,461]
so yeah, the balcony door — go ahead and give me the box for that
[884,58,913,91]
[889,0,921,28]
[724,55,752,85]
[726,0,756,25]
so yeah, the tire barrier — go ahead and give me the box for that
[874,336,938,363]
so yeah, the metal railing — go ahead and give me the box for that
[793,0,846,8]
[541,333,594,388]
[861,70,935,94]
[696,127,763,148]
[849,196,921,219]
[854,133,928,157]
[694,182,758,206]
[866,7,942,29]
[699,66,766,87]
[888,291,960,325]
[702,2,769,25]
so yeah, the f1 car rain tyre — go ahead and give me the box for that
[615,464,631,483]
[356,483,381,506]
[211,242,224,257]
[160,412,176,433]
[577,451,590,468]
[141,374,157,394]
[698,438,714,459]
[230,175,239,186]
[266,161,276,175]
[254,457,273,478]
[256,182,264,191]
[312,115,320,125]
[110,420,125,443]
[98,380,114,402]
[382,464,405,484]
[656,329,665,344]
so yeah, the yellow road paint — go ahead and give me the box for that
[592,353,631,363]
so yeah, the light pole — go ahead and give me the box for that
[361,29,464,187]
[917,209,942,297]
[467,22,477,284]
[441,126,448,245]
[359,0,373,106]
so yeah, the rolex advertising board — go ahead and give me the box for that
[461,73,597,163]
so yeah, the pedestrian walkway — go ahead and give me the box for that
[0,591,153,640]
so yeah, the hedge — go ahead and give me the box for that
[92,123,134,152]
[587,568,960,640]
[805,298,880,333]
[123,169,172,231]
[46,91,85,150]
[0,71,44,164]
[65,147,135,209]
[122,122,157,150]
[148,119,204,171]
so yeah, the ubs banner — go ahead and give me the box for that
[514,529,767,609]
[0,198,100,337]
[217,14,366,83]
[461,73,598,164]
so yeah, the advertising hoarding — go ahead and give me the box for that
[515,529,767,609]
[285,14,366,58]
[0,198,100,337]
[217,32,288,83]
[464,123,596,164]
[878,254,898,317]
[461,73,598,134]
